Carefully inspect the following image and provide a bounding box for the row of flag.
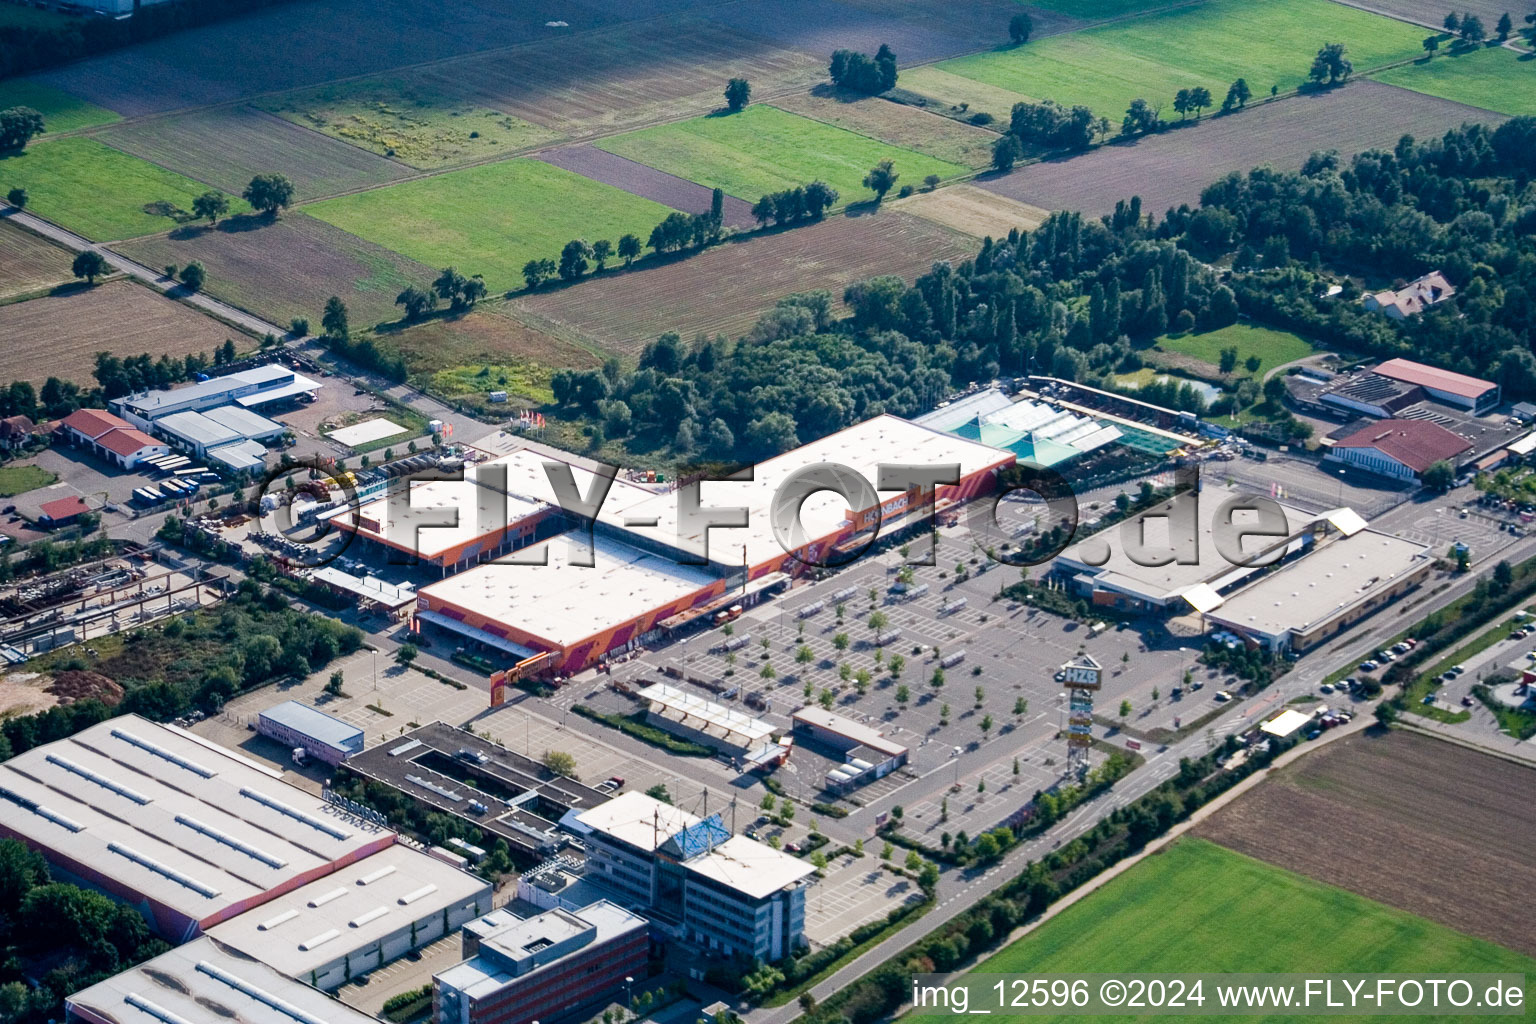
[1268,482,1288,498]
[516,411,546,430]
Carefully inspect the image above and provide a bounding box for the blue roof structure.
[258,700,363,754]
[659,813,730,861]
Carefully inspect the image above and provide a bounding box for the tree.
[1444,11,1460,30]
[1460,13,1486,41]
[243,173,295,218]
[1309,43,1353,85]
[1493,558,1514,592]
[4,186,25,209]
[1008,10,1033,43]
[591,238,613,271]
[1222,77,1252,112]
[868,610,889,643]
[1422,460,1455,491]
[321,296,349,339]
[1219,346,1239,374]
[833,632,850,654]
[0,106,44,152]
[980,713,993,736]
[863,159,898,202]
[1497,11,1513,37]
[991,133,1023,172]
[931,667,946,689]
[617,233,642,266]
[803,180,839,218]
[559,239,592,281]
[1187,86,1212,119]
[523,258,556,289]
[395,285,436,320]
[725,77,752,112]
[1014,696,1028,716]
[896,684,910,705]
[1119,699,1131,717]
[1122,97,1161,135]
[542,750,577,777]
[325,670,345,696]
[179,261,205,291]
[395,643,419,667]
[71,250,108,284]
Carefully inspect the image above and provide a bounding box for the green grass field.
[1027,0,1189,18]
[1158,323,1314,378]
[259,77,563,169]
[0,79,119,133]
[934,0,1429,122]
[0,465,56,497]
[0,137,250,241]
[949,839,1535,1023]
[1373,47,1536,117]
[304,157,675,293]
[595,105,968,203]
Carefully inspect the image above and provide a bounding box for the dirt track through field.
[534,146,757,228]
[1196,729,1536,956]
[980,80,1507,218]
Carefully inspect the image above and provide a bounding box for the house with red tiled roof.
[38,495,91,528]
[0,415,35,451]
[1363,271,1456,320]
[56,409,169,468]
[1325,418,1473,484]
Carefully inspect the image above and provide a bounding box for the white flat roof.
[308,565,417,608]
[0,716,390,923]
[344,448,652,561]
[598,415,1013,570]
[639,682,776,748]
[1261,708,1313,738]
[1057,500,1320,604]
[573,791,700,852]
[66,935,379,1024]
[682,834,815,899]
[208,844,489,978]
[1208,530,1430,639]
[418,533,718,648]
[790,705,908,759]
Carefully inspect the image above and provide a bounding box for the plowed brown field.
[1196,729,1536,956]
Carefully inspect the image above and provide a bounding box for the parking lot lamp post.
[625,977,634,1018]
[1337,469,1346,505]
[372,649,377,692]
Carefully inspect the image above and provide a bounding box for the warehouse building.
[1052,499,1321,614]
[56,408,170,469]
[1324,418,1474,483]
[258,700,365,766]
[112,363,322,428]
[1371,357,1497,412]
[1202,519,1431,652]
[434,900,649,1024]
[207,842,492,990]
[637,682,777,759]
[598,414,1013,577]
[154,405,286,458]
[414,533,725,677]
[0,715,394,941]
[337,447,652,573]
[66,936,380,1024]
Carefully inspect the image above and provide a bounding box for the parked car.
[1319,683,1334,694]
[1452,663,1467,675]
[1214,690,1232,703]
[1359,660,1379,672]
[1461,695,1475,707]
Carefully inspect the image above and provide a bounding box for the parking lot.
[801,851,926,945]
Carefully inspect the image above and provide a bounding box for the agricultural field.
[1196,730,1536,957]
[29,0,641,117]
[258,78,562,170]
[825,0,1089,53]
[98,106,412,201]
[304,158,676,294]
[113,213,437,330]
[0,136,251,241]
[0,219,76,300]
[595,105,969,204]
[0,79,119,133]
[1372,47,1536,117]
[1025,0,1190,18]
[894,66,1037,125]
[891,184,1049,238]
[933,0,1429,123]
[512,210,973,354]
[773,90,1003,169]
[964,838,1535,1022]
[980,81,1503,217]
[374,307,601,386]
[0,280,235,387]
[705,0,1010,63]
[1328,0,1521,31]
[1154,323,1315,378]
[393,19,825,140]
[535,146,758,229]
